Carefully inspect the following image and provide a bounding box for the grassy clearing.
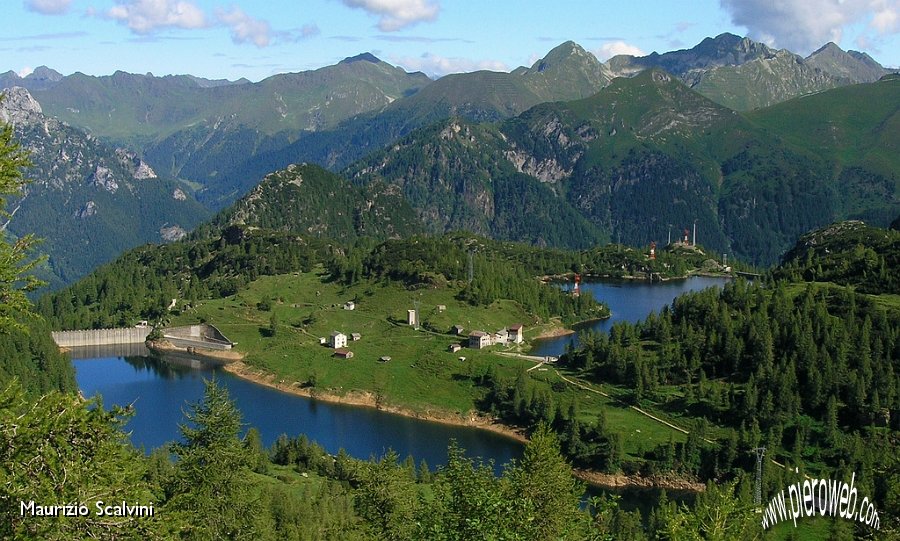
[175,269,536,414]
[172,269,693,454]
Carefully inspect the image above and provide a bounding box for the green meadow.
[172,269,692,455]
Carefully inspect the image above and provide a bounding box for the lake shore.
[147,339,245,362]
[221,359,703,492]
[540,270,732,284]
[221,360,529,443]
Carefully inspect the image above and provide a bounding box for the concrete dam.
[52,324,233,351]
[52,327,151,348]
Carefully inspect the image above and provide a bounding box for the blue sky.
[5,0,899,81]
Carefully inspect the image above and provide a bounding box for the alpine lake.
[72,276,729,510]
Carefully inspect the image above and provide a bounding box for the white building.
[508,324,524,344]
[468,331,491,349]
[329,331,347,349]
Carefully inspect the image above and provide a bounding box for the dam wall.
[52,327,151,348]
[162,324,234,351]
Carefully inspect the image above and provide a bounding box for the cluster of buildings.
[320,298,527,362]
[465,324,523,349]
[321,330,361,359]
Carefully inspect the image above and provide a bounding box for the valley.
[2,12,898,539]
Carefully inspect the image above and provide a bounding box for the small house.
[452,325,465,335]
[495,329,509,343]
[351,333,362,341]
[329,331,347,349]
[448,343,463,353]
[344,301,356,311]
[437,304,446,312]
[333,348,354,359]
[407,309,418,326]
[379,356,392,363]
[468,331,491,349]
[319,337,327,345]
[508,324,524,344]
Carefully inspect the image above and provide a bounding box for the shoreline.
[541,270,732,284]
[532,326,576,339]
[146,340,245,362]
[220,360,702,492]
[574,469,706,492]
[221,360,529,444]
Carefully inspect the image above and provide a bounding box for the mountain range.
[2,33,898,286]
[343,70,899,264]
[0,87,209,288]
[4,34,895,210]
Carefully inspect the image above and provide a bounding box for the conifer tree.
[167,378,268,540]
[0,110,43,331]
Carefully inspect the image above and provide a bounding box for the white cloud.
[393,52,507,77]
[341,0,439,31]
[24,0,71,14]
[106,0,208,34]
[594,41,646,61]
[871,0,899,32]
[17,66,34,77]
[720,0,899,54]
[217,7,272,47]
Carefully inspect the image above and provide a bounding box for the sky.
[4,0,899,81]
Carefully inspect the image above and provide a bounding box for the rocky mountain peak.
[536,41,591,67]
[806,41,892,82]
[606,33,775,80]
[27,66,63,83]
[812,42,843,55]
[0,86,43,124]
[340,52,382,64]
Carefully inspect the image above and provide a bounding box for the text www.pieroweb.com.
[761,473,879,531]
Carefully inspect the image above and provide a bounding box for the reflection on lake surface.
[73,275,727,492]
[74,351,523,473]
[530,276,729,357]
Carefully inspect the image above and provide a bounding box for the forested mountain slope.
[347,70,899,265]
[207,163,421,242]
[0,87,209,288]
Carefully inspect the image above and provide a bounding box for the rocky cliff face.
[0,87,209,287]
[806,42,896,83]
[0,86,43,123]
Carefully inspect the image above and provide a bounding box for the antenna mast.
[753,447,766,506]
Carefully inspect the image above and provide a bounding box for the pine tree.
[504,423,587,540]
[0,112,44,330]
[167,378,269,540]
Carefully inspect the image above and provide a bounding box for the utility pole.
[667,224,672,246]
[753,447,766,506]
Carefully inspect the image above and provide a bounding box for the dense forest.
[3,375,772,540]
[772,220,900,294]
[38,229,725,330]
[36,228,332,330]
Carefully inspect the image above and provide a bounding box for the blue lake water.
[530,276,729,357]
[74,352,523,471]
[74,276,728,473]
